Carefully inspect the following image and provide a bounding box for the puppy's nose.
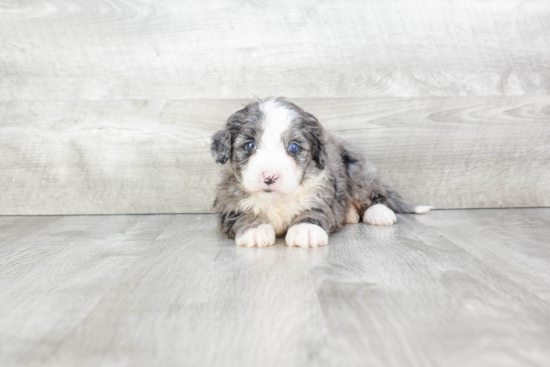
[262,172,279,186]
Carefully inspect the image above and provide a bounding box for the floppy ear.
[305,113,327,170]
[210,128,232,164]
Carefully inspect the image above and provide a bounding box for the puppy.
[210,97,432,248]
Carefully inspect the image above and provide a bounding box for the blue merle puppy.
[210,97,432,248]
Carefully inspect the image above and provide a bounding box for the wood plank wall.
[1,0,549,214]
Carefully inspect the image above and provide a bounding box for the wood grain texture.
[0,0,549,99]
[415,209,550,301]
[1,97,549,214]
[0,210,549,367]
[0,214,175,366]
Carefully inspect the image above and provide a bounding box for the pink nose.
[262,172,279,186]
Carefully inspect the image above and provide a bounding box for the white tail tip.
[414,205,434,214]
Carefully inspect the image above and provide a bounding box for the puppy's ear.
[211,128,232,164]
[311,132,327,170]
[305,113,327,170]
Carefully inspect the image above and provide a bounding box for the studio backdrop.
[1,0,549,215]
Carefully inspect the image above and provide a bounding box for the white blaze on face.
[241,100,301,195]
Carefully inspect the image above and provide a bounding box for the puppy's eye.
[288,143,299,153]
[245,142,256,152]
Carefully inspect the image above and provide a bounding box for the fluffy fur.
[211,97,432,248]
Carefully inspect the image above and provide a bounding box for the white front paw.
[363,204,397,226]
[235,224,276,247]
[285,223,328,248]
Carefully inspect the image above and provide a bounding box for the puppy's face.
[211,98,326,196]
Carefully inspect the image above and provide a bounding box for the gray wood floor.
[1,209,549,367]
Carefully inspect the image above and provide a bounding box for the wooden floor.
[1,209,549,367]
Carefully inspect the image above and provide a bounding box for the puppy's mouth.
[263,189,273,193]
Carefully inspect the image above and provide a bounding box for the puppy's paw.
[235,224,276,247]
[345,206,360,224]
[414,205,434,214]
[363,204,397,226]
[285,223,328,248]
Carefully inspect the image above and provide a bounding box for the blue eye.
[245,142,256,152]
[288,143,299,153]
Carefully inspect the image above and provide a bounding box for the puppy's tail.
[383,185,433,214]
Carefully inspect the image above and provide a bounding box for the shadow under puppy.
[211,97,432,248]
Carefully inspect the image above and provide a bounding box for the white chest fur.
[239,172,326,236]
